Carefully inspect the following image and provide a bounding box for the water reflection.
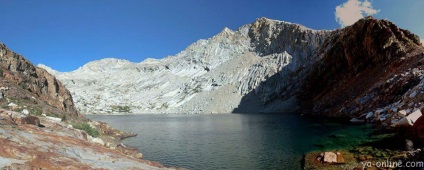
[88,114,376,170]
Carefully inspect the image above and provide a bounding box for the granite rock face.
[40,17,424,117]
[0,43,79,118]
[40,17,330,114]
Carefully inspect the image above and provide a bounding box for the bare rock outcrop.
[0,109,172,170]
[0,43,79,118]
[301,16,424,117]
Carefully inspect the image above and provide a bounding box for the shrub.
[111,105,131,113]
[159,103,169,109]
[30,107,42,116]
[46,112,59,117]
[18,82,28,89]
[73,122,100,137]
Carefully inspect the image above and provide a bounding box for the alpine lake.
[88,113,403,170]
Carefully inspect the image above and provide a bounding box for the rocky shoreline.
[0,108,178,169]
[304,143,424,169]
[302,114,424,169]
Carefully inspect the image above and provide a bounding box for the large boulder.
[392,109,422,127]
[323,152,337,163]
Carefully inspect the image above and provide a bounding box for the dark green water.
[87,114,381,170]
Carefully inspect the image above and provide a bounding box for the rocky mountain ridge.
[302,16,424,117]
[41,17,424,120]
[40,17,330,114]
[0,43,79,118]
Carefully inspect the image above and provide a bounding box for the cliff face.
[249,17,326,57]
[41,17,330,114]
[238,18,329,105]
[302,17,424,117]
[0,43,79,117]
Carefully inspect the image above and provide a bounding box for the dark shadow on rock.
[232,69,303,114]
[231,17,330,114]
[232,91,265,113]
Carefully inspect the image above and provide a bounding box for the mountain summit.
[40,17,424,116]
[40,17,330,114]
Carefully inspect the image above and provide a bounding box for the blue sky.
[0,0,422,72]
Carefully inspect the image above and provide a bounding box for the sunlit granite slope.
[40,17,330,114]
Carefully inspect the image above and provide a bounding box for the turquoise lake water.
[88,113,382,170]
